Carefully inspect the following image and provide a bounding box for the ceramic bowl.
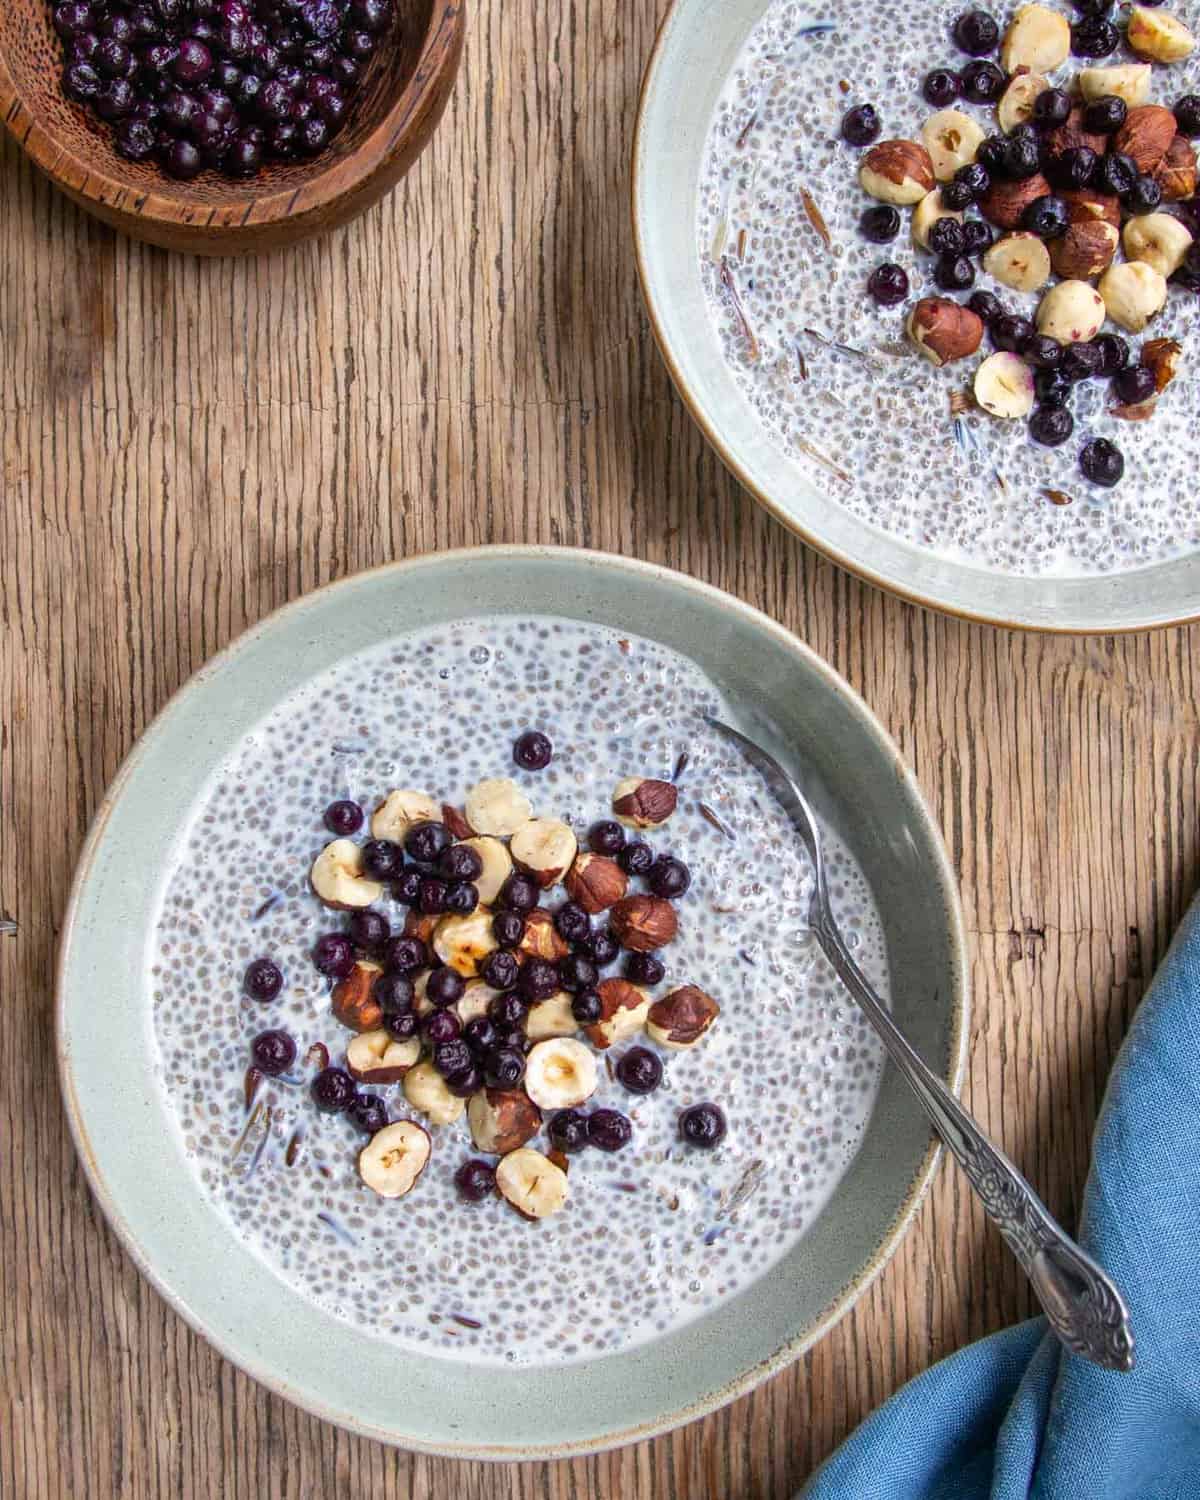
[0,0,463,255]
[633,0,1200,632]
[58,546,967,1457]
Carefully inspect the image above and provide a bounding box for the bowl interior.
[633,0,1200,632]
[2,0,431,206]
[58,548,966,1458]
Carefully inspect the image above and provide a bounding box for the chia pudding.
[697,0,1200,576]
[150,616,887,1365]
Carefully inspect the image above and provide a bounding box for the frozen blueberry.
[348,1093,388,1135]
[362,838,403,880]
[499,872,539,912]
[1112,364,1156,405]
[587,1108,633,1152]
[444,1064,483,1099]
[417,877,449,915]
[1003,132,1042,179]
[404,821,451,866]
[437,843,483,882]
[1028,405,1074,446]
[392,868,423,906]
[952,9,1000,54]
[1033,88,1072,128]
[624,952,665,985]
[423,1009,461,1046]
[324,798,363,835]
[384,935,427,972]
[455,1158,497,1202]
[1061,342,1103,382]
[1124,175,1162,214]
[463,1016,500,1056]
[648,856,691,899]
[484,1045,526,1089]
[923,69,961,107]
[679,1102,727,1148]
[488,992,528,1030]
[348,908,389,951]
[481,949,520,991]
[928,216,966,256]
[1022,195,1069,239]
[1097,152,1136,198]
[518,959,559,1003]
[841,103,881,146]
[960,60,1005,105]
[445,881,479,915]
[312,932,355,978]
[867,263,909,306]
[512,730,553,770]
[616,1047,663,1095]
[1049,146,1098,191]
[968,289,1003,324]
[1079,437,1124,487]
[251,1028,296,1075]
[1084,95,1127,135]
[976,135,1009,175]
[991,313,1034,353]
[938,177,974,212]
[558,953,598,993]
[1071,17,1118,56]
[385,1010,418,1041]
[433,1038,473,1080]
[860,204,901,242]
[1023,334,1062,370]
[570,988,602,1025]
[244,957,283,1002]
[954,161,991,200]
[1094,333,1129,376]
[588,819,626,855]
[580,928,619,967]
[311,1066,356,1113]
[374,971,413,1015]
[554,901,592,944]
[618,840,654,876]
[1176,95,1200,138]
[548,1109,590,1153]
[426,966,466,1008]
[492,910,526,950]
[1034,367,1072,408]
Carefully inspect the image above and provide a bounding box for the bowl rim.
[631,0,1200,636]
[56,543,970,1459]
[0,0,460,236]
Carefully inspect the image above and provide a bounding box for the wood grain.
[2,1,1198,1495]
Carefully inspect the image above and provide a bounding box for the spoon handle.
[811,906,1135,1373]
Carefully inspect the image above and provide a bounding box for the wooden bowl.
[0,1,463,255]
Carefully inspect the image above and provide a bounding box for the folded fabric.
[801,897,1200,1500]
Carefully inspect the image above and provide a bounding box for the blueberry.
[1174,243,1200,291]
[646,856,690,899]
[1094,333,1129,376]
[63,61,103,101]
[624,952,665,986]
[95,38,133,78]
[588,819,626,856]
[1097,152,1136,198]
[1023,334,1062,369]
[968,289,1003,324]
[488,992,528,1030]
[1072,0,1114,12]
[588,1107,633,1152]
[384,935,427,972]
[258,77,292,121]
[95,78,137,120]
[435,844,481,883]
[512,730,553,770]
[1061,342,1103,382]
[1002,133,1041,179]
[960,60,1005,105]
[446,881,479,915]
[934,254,975,291]
[616,1047,663,1095]
[463,1016,500,1056]
[548,1109,590,1153]
[455,1158,497,1202]
[225,129,263,176]
[483,1045,526,1089]
[1022,195,1069,238]
[496,1025,529,1053]
[1049,146,1098,191]
[992,313,1034,353]
[374,971,413,1015]
[558,953,598,993]
[481,949,520,991]
[617,841,654,877]
[518,958,559,1003]
[311,1066,356,1112]
[976,135,1008,175]
[1035,367,1072,407]
[570,988,602,1025]
[313,932,355,978]
[1176,95,1200,138]
[841,104,881,147]
[351,0,393,33]
[923,69,961,107]
[1112,365,1156,405]
[860,204,902,243]
[344,909,386,952]
[679,1102,727,1148]
[554,901,591,944]
[427,966,466,1008]
[954,161,991,200]
[341,28,377,62]
[1084,95,1126,135]
[1080,437,1124,487]
[867,263,908,307]
[115,118,158,159]
[1033,88,1072,128]
[384,1010,418,1041]
[423,1009,461,1046]
[323,798,362,834]
[1124,175,1162,214]
[174,37,213,83]
[492,910,525,950]
[404,821,450,865]
[433,1038,473,1080]
[251,1028,296,1075]
[499,872,539,912]
[362,838,403,880]
[54,4,96,40]
[1028,405,1074,446]
[928,216,966,255]
[416,877,448,915]
[348,1093,388,1135]
[1071,17,1118,56]
[391,868,422,908]
[445,1064,483,1099]
[961,219,994,255]
[952,9,1000,54]
[302,0,342,40]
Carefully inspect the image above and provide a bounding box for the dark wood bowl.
[0,1,463,255]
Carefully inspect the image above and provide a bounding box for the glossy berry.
[646,856,690,899]
[311,1066,357,1113]
[954,161,991,200]
[1034,368,1072,408]
[348,908,389,951]
[361,838,402,880]
[374,971,413,1015]
[499,872,539,911]
[455,1158,497,1202]
[928,216,966,256]
[1003,133,1042,179]
[463,1016,500,1056]
[581,928,620,967]
[555,900,592,943]
[841,104,881,146]
[392,868,423,906]
[484,1045,526,1089]
[1023,334,1062,370]
[616,1047,663,1095]
[488,992,528,1029]
[1073,0,1115,12]
[445,881,479,915]
[625,952,666,986]
[962,219,993,255]
[960,60,1005,104]
[384,935,427,973]
[976,135,1008,175]
[1028,405,1074,447]
[939,178,974,212]
[1080,437,1124,487]
[518,958,559,1003]
[1049,146,1098,191]
[867,263,908,306]
[1176,243,1200,291]
[1176,96,1200,138]
[437,843,483,882]
[1094,334,1129,377]
[570,988,602,1025]
[1084,95,1126,135]
[923,69,960,107]
[423,1010,461,1046]
[244,957,283,1002]
[587,1108,633,1152]
[251,1028,296,1075]
[444,1063,483,1098]
[348,1093,388,1136]
[1061,342,1103,382]
[860,204,901,242]
[1033,88,1071,128]
[492,910,526,949]
[968,289,1003,324]
[385,1010,418,1041]
[679,1102,727,1148]
[417,877,449,915]
[992,313,1034,354]
[1112,365,1156,406]
[426,966,466,1008]
[588,819,626,855]
[481,949,520,991]
[618,840,654,876]
[1071,17,1118,56]
[323,798,362,837]
[1022,195,1069,239]
[404,821,450,866]
[558,953,598,993]
[934,254,975,291]
[512,730,553,770]
[313,932,355,978]
[164,137,203,177]
[1125,175,1162,214]
[433,1038,473,1080]
[549,1108,590,1153]
[953,9,1000,53]
[1097,152,1136,198]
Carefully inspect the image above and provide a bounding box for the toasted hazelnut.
[433,907,497,977]
[996,73,1048,135]
[310,839,384,910]
[859,139,935,205]
[983,231,1051,292]
[1123,212,1194,278]
[911,189,963,250]
[510,818,577,888]
[1141,337,1182,393]
[403,908,441,945]
[1099,261,1168,332]
[979,172,1053,230]
[1036,280,1107,344]
[518,907,570,962]
[1077,64,1152,109]
[370,789,441,843]
[584,978,652,1049]
[460,836,512,905]
[403,1059,466,1126]
[1126,5,1194,64]
[1059,188,1122,229]
[1049,219,1119,279]
[611,777,678,829]
[346,1028,421,1083]
[646,985,721,1050]
[1152,135,1198,202]
[358,1121,430,1199]
[524,1038,598,1110]
[920,108,986,181]
[564,852,628,914]
[525,991,579,1040]
[905,297,984,367]
[609,895,678,952]
[1000,4,1069,74]
[441,803,475,840]
[1113,106,1177,174]
[1043,107,1106,165]
[457,978,502,1026]
[331,960,385,1032]
[463,777,533,838]
[496,1147,568,1219]
[467,1087,542,1154]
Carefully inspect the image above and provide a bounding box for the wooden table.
[3,3,1197,1495]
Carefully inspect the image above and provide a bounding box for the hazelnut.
[645,986,721,1050]
[403,1059,466,1126]
[973,352,1035,419]
[996,73,1049,135]
[1036,280,1107,344]
[510,817,577,888]
[1113,106,1177,174]
[495,1147,568,1220]
[457,978,502,1026]
[524,1038,598,1110]
[441,803,475,841]
[983,231,1051,292]
[859,139,935,205]
[1042,107,1106,164]
[1059,189,1121,229]
[920,108,986,181]
[467,1088,542,1154]
[517,907,570,962]
[1141,337,1182,393]
[1151,135,1197,202]
[310,839,384,910]
[525,991,579,1040]
[403,908,441,945]
[463,777,533,838]
[979,171,1053,230]
[1123,212,1194,278]
[584,978,652,1049]
[1126,5,1195,64]
[1077,65,1152,109]
[370,789,441,843]
[331,960,385,1033]
[905,297,984,367]
[358,1121,431,1199]
[346,1028,421,1083]
[1098,261,1168,333]
[611,777,678,829]
[609,895,679,952]
[911,189,962,251]
[1000,4,1069,75]
[1049,219,1119,279]
[564,852,628,914]
[433,907,498,977]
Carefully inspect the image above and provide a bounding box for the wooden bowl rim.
[0,1,462,234]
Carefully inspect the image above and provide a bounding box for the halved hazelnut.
[610,895,678,952]
[332,960,385,1032]
[467,1088,542,1154]
[441,803,475,840]
[1127,4,1195,64]
[524,1038,598,1109]
[463,778,533,838]
[370,789,441,843]
[1099,261,1167,333]
[1036,280,1106,344]
[510,818,577,888]
[517,908,570,962]
[611,777,678,829]
[646,986,720,1050]
[920,108,986,181]
[584,978,651,1049]
[358,1120,431,1199]
[526,991,579,1040]
[310,839,384,910]
[1077,64,1151,108]
[1000,4,1069,74]
[457,979,502,1026]
[564,852,628,914]
[433,907,498,977]
[1123,213,1193,278]
[1141,337,1182,393]
[346,1028,421,1083]
[496,1147,568,1219]
[403,1060,466,1125]
[460,836,512,905]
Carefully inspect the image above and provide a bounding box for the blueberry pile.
[51,0,396,181]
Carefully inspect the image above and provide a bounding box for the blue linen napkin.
[802,897,1200,1500]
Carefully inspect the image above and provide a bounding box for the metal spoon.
[706,715,1135,1373]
